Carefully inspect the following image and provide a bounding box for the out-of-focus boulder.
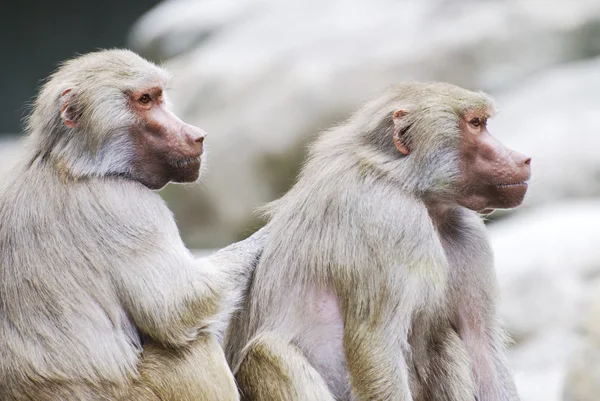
[490,201,600,401]
[563,286,600,401]
[128,0,261,62]
[128,0,600,248]
[490,56,600,218]
[0,137,21,179]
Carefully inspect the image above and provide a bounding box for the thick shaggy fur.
[226,83,519,400]
[0,49,263,400]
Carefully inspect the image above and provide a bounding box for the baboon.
[0,49,264,401]
[226,82,530,400]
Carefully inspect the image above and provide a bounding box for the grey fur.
[0,49,264,400]
[226,82,519,400]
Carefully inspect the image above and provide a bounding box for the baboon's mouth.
[169,156,201,169]
[494,181,528,189]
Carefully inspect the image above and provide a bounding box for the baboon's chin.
[171,163,201,184]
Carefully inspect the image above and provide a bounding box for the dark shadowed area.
[0,0,159,135]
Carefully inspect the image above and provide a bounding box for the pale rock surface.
[490,201,600,401]
[0,137,22,179]
[563,286,600,401]
[490,56,600,216]
[129,0,600,247]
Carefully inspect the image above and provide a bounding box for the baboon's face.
[127,86,206,189]
[455,112,531,212]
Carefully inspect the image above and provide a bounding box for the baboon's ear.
[392,109,410,155]
[60,89,78,128]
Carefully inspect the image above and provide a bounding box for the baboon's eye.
[469,117,482,128]
[138,94,152,104]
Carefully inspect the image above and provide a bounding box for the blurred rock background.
[2,1,600,399]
